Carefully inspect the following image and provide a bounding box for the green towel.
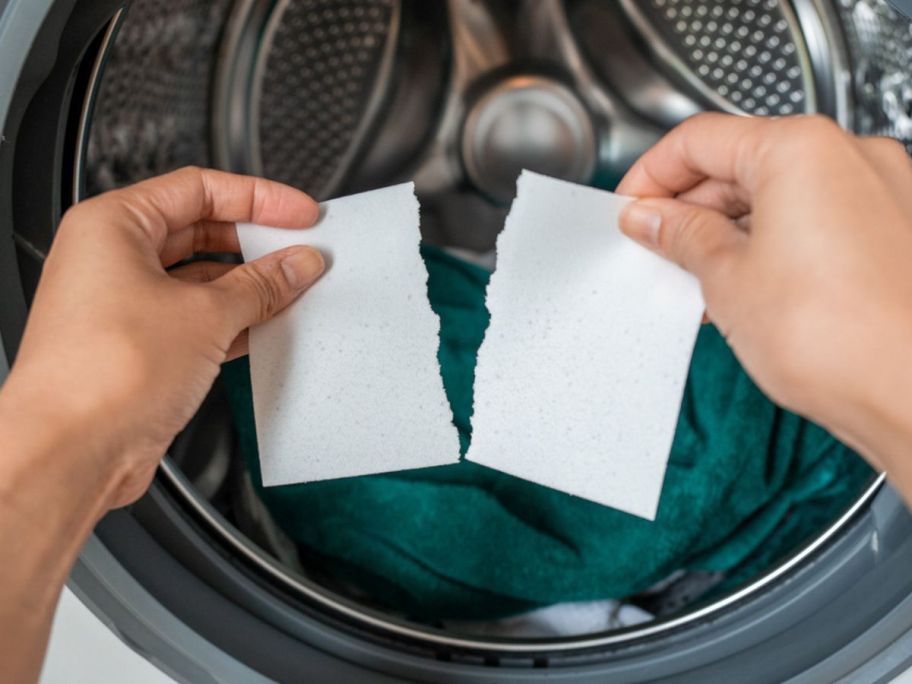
[222,245,873,621]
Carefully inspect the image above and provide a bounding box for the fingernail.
[281,247,324,289]
[620,202,662,247]
[304,201,322,226]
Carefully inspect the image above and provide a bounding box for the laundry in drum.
[222,175,873,622]
[236,174,703,518]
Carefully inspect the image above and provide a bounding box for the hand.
[617,113,912,484]
[0,167,324,510]
[0,167,324,682]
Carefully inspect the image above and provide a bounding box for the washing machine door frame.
[4,2,912,682]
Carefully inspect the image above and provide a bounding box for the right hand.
[617,113,912,482]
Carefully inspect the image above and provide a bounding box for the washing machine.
[5,0,912,681]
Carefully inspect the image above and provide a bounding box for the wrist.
[829,319,912,494]
[0,369,121,520]
[0,371,123,684]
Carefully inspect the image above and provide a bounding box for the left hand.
[0,167,324,510]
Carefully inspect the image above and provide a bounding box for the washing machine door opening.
[5,0,912,680]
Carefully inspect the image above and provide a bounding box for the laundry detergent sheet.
[238,173,703,518]
[467,172,704,519]
[236,183,461,485]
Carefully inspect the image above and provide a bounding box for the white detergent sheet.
[466,171,704,520]
[237,183,460,486]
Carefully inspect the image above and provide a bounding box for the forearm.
[820,324,912,505]
[0,380,116,683]
[0,168,322,682]
[844,402,912,507]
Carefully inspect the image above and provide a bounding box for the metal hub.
[461,75,596,202]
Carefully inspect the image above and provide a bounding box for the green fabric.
[221,245,873,621]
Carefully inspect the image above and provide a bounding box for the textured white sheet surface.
[467,172,704,519]
[237,183,460,486]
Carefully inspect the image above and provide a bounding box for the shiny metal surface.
[791,0,853,128]
[84,0,233,195]
[461,75,596,202]
[410,0,511,198]
[839,0,912,143]
[522,0,671,183]
[412,0,670,205]
[214,0,399,200]
[620,0,817,116]
[252,0,399,198]
[72,10,123,203]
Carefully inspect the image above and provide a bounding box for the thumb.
[211,245,324,333]
[619,198,746,280]
[619,197,747,330]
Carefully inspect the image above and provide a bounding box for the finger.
[160,220,241,267]
[225,330,249,361]
[857,136,912,201]
[674,179,752,219]
[209,245,325,334]
[616,112,774,198]
[855,137,912,222]
[619,198,746,328]
[858,136,910,171]
[169,260,235,283]
[86,167,320,250]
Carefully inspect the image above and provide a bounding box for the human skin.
[618,113,912,498]
[0,167,324,683]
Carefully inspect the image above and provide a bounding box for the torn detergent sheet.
[237,174,703,520]
[236,183,461,486]
[467,171,705,520]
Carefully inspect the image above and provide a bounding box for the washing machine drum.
[4,1,912,681]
